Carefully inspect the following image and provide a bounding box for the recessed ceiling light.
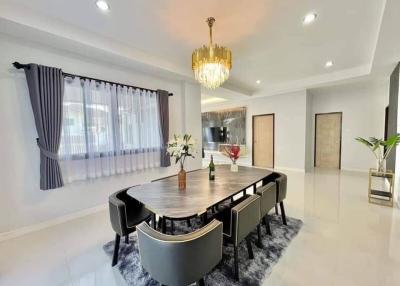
[96,0,110,11]
[256,80,261,84]
[303,12,317,25]
[325,61,334,68]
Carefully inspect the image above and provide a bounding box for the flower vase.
[230,162,238,172]
[178,167,186,190]
[377,159,386,173]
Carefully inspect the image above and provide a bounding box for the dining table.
[127,164,274,233]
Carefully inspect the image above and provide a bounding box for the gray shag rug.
[103,214,302,286]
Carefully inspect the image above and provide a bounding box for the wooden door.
[314,112,342,169]
[253,114,274,168]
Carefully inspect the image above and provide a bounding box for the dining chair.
[136,219,223,286]
[109,188,152,266]
[256,182,277,235]
[275,172,288,225]
[216,194,262,281]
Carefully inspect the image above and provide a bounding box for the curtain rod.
[12,62,173,96]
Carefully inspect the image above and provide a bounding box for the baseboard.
[0,203,108,242]
[341,168,369,173]
[274,166,306,173]
[237,162,253,167]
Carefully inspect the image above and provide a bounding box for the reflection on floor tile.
[0,169,399,286]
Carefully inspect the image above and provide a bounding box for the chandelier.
[192,17,232,89]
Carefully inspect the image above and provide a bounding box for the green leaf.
[383,134,400,147]
[355,137,373,147]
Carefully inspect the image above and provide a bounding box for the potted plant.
[167,134,196,190]
[355,134,400,172]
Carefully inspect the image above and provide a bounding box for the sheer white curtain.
[59,77,162,183]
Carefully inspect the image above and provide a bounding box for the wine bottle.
[209,155,215,181]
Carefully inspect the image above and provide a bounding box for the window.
[59,77,162,183]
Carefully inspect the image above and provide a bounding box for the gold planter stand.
[368,168,394,207]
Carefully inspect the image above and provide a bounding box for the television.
[205,127,227,143]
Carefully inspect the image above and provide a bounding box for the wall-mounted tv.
[205,127,227,143]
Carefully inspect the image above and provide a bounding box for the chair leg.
[125,235,129,244]
[264,216,272,235]
[275,204,279,215]
[112,234,120,267]
[257,224,263,248]
[234,245,239,281]
[280,201,287,225]
[197,278,205,286]
[245,238,254,259]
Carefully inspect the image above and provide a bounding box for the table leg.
[151,213,156,230]
[201,212,208,226]
[162,217,167,234]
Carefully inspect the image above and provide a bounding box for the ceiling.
[0,0,397,98]
[201,94,227,106]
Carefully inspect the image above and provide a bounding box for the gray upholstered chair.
[275,172,288,225]
[109,188,152,266]
[136,219,223,286]
[256,182,277,235]
[217,194,262,281]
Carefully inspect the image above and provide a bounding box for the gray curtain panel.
[157,90,171,167]
[24,64,64,190]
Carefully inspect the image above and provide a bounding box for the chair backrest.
[231,195,261,246]
[256,182,277,217]
[275,173,287,202]
[109,189,129,236]
[136,220,223,286]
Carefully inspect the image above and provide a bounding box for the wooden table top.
[127,165,273,219]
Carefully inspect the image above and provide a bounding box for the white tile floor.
[0,169,399,286]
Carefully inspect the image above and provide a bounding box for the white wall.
[181,82,203,169]
[203,90,308,171]
[393,66,400,206]
[0,33,202,233]
[304,91,314,171]
[310,80,388,171]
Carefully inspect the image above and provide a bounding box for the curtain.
[59,77,163,183]
[24,64,64,190]
[157,90,171,167]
